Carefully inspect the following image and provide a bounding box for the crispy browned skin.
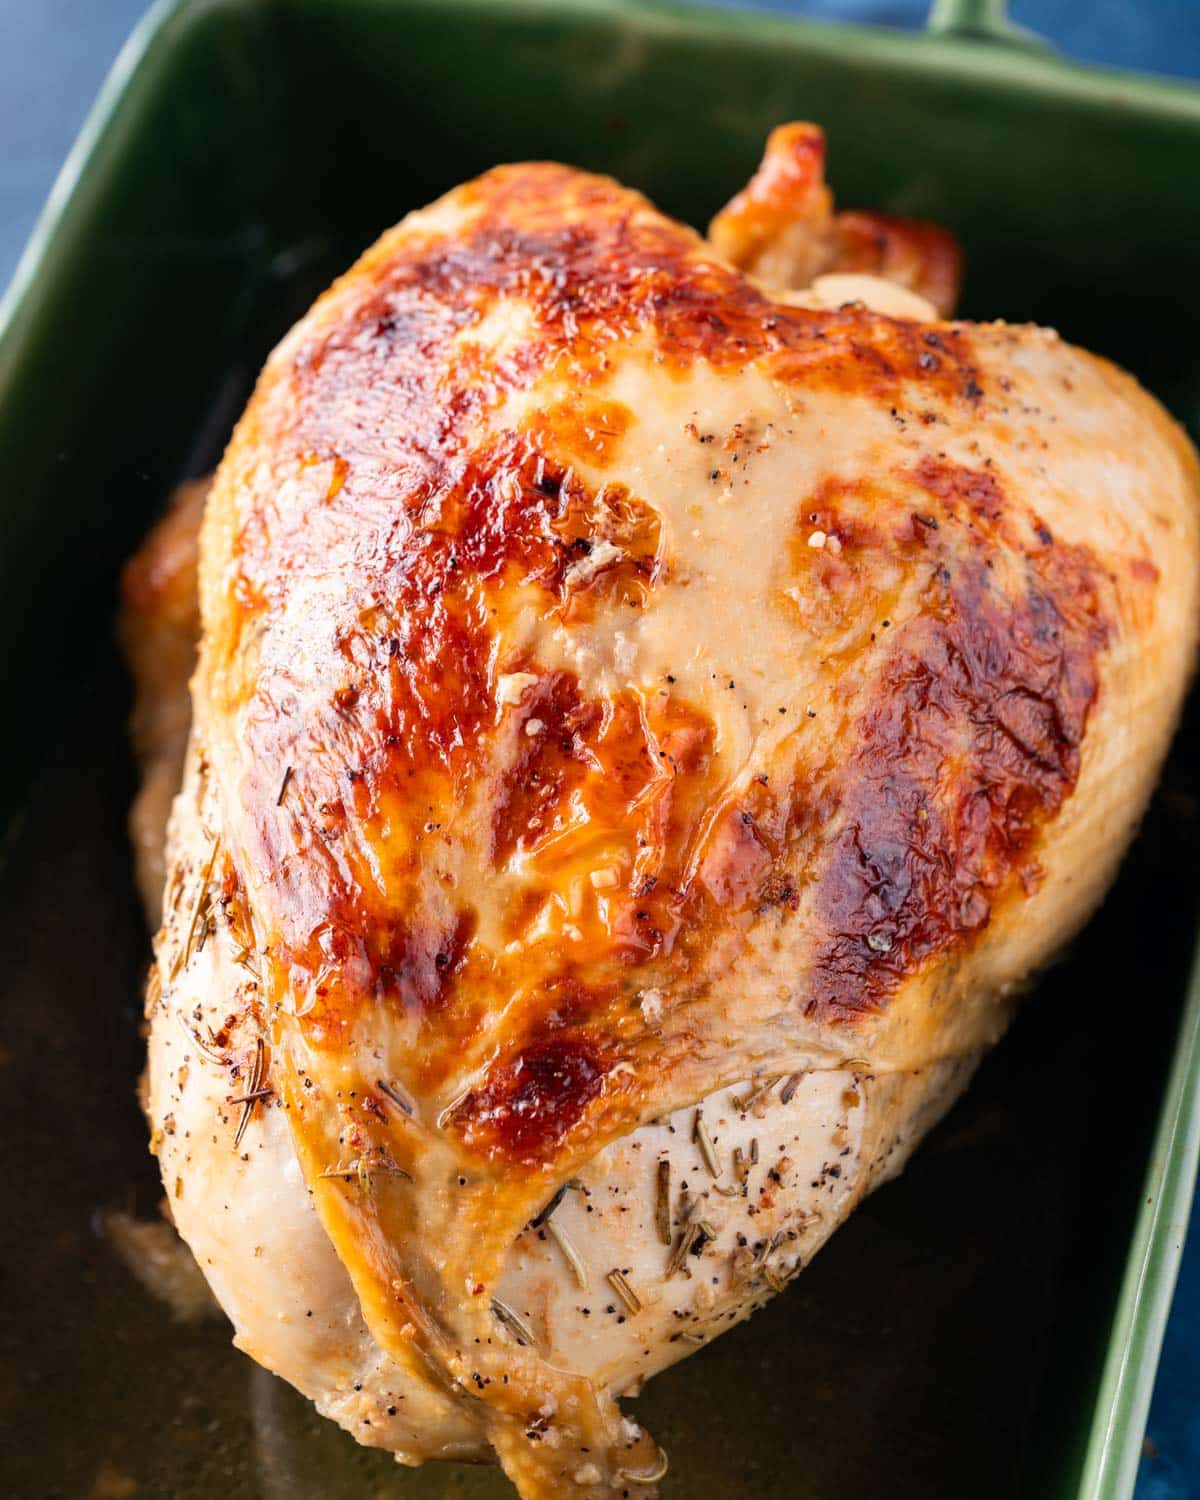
[210,170,1087,1091]
[710,122,963,315]
[133,134,1199,1498]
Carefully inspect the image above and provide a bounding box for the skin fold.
[122,126,1200,1497]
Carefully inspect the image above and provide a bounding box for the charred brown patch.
[805,533,1108,1023]
[371,908,477,1013]
[911,456,1006,532]
[491,673,604,865]
[457,1034,612,1165]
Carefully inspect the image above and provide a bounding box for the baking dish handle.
[926,0,1047,48]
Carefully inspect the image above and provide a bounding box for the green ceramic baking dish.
[1,1,1199,1496]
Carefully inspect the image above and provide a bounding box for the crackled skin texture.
[128,129,1200,1498]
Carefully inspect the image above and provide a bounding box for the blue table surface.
[2,1,1197,1494]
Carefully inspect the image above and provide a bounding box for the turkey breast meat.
[122,124,1200,1498]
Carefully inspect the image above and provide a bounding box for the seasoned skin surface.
[130,131,1200,1497]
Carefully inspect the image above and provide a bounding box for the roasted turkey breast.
[122,126,1200,1498]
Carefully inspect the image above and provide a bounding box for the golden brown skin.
[128,128,1199,1497]
[710,122,963,316]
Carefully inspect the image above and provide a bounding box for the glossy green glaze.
[0,3,1197,1496]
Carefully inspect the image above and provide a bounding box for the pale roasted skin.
[124,127,1200,1498]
